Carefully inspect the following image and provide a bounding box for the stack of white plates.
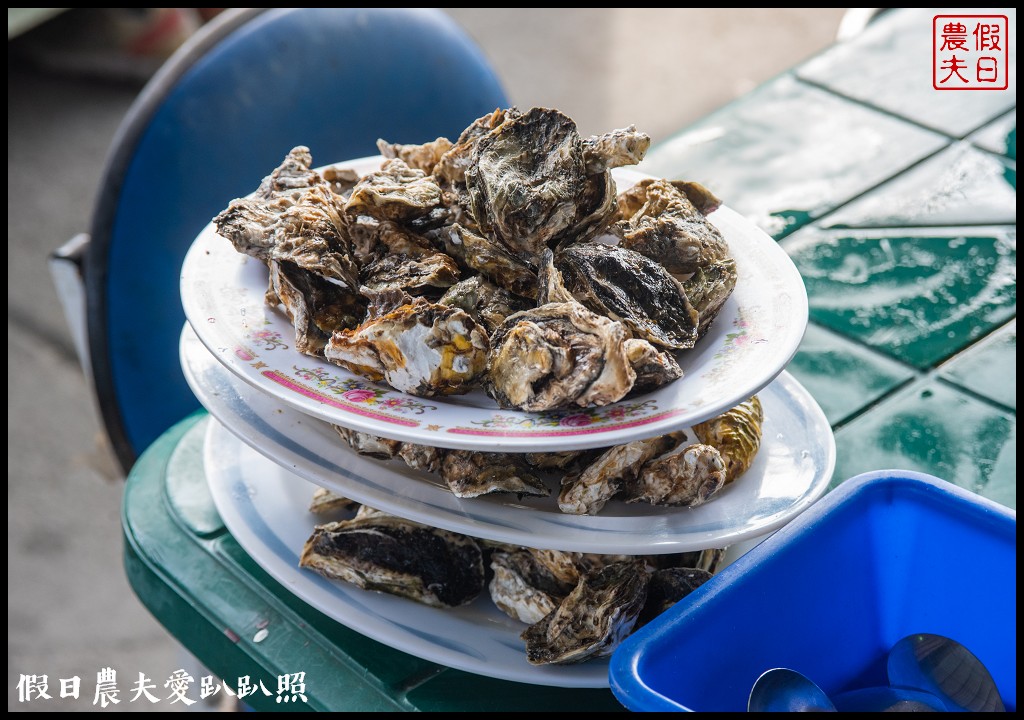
[179,158,835,688]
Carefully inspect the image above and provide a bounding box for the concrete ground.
[7,8,844,711]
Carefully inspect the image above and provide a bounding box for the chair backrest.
[85,8,508,471]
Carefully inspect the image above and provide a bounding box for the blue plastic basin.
[610,470,1017,712]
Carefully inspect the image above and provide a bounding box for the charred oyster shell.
[299,513,483,608]
[558,242,699,350]
[636,567,713,627]
[692,395,764,484]
[521,560,649,665]
[325,298,488,397]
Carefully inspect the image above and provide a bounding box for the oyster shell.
[300,512,483,608]
[434,107,520,184]
[489,549,581,625]
[625,338,684,394]
[558,431,686,515]
[612,178,729,275]
[308,487,359,515]
[625,444,726,507]
[466,107,585,261]
[636,567,713,627]
[521,560,649,665]
[397,442,446,474]
[581,125,651,175]
[345,158,442,221]
[440,451,549,499]
[692,395,763,484]
[523,449,602,472]
[438,276,531,334]
[360,251,461,296]
[551,170,618,248]
[215,147,360,290]
[433,223,538,299]
[269,260,367,356]
[682,258,738,341]
[663,548,726,574]
[558,242,699,350]
[331,425,402,460]
[376,136,453,174]
[324,298,488,397]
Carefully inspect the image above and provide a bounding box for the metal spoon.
[887,633,1005,712]
[831,686,946,712]
[747,668,837,712]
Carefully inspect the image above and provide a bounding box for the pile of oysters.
[212,107,763,666]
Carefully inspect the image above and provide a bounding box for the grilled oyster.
[332,425,402,460]
[692,396,764,484]
[300,512,483,608]
[521,560,649,665]
[376,136,453,174]
[397,442,446,474]
[625,338,684,394]
[325,298,488,397]
[636,568,713,627]
[345,158,442,221]
[558,242,699,350]
[438,276,532,334]
[215,147,361,290]
[682,258,738,341]
[440,451,549,499]
[612,178,729,275]
[489,549,581,624]
[559,431,686,515]
[269,260,366,355]
[432,223,538,299]
[360,252,460,296]
[308,487,359,515]
[624,444,726,507]
[466,107,585,262]
[581,125,651,175]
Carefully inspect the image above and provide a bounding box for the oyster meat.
[521,560,649,665]
[558,242,699,350]
[440,451,549,499]
[325,298,488,397]
[692,395,764,484]
[624,444,726,507]
[559,431,686,515]
[612,178,729,275]
[299,512,483,608]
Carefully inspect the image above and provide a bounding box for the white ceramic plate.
[183,325,836,554]
[180,156,808,451]
[203,420,611,688]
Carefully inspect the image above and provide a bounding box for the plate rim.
[182,324,837,554]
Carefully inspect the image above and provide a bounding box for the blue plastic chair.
[65,7,507,471]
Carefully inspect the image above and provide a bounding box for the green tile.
[940,319,1016,410]
[969,110,1017,160]
[783,226,1016,368]
[823,143,1015,228]
[787,323,916,425]
[641,75,947,239]
[406,668,623,712]
[831,380,1016,509]
[798,9,1017,137]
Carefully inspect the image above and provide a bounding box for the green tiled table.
[123,8,1015,711]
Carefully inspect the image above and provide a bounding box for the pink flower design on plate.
[342,389,376,403]
[559,413,592,428]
